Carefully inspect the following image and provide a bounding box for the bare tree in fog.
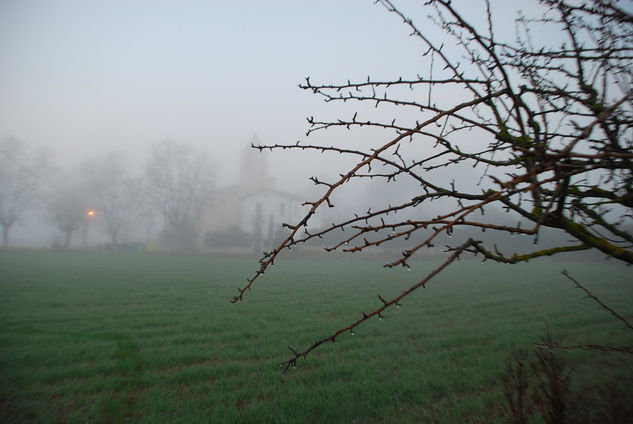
[48,182,90,248]
[143,140,215,250]
[233,0,633,369]
[0,138,50,248]
[81,152,135,247]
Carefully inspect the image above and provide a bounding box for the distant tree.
[81,152,135,246]
[48,183,88,249]
[143,140,215,250]
[128,180,160,244]
[233,0,633,369]
[0,138,50,248]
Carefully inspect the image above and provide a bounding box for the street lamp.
[82,208,96,248]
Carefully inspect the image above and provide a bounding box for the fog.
[0,1,432,178]
[1,1,563,250]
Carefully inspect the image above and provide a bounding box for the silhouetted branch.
[535,343,633,355]
[561,270,633,332]
[279,238,477,371]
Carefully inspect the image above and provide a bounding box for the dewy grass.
[1,250,632,423]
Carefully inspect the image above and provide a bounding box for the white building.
[198,140,322,251]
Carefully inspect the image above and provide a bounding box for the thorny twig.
[561,269,633,332]
[279,238,478,371]
[534,270,633,355]
[536,343,633,355]
[232,88,510,303]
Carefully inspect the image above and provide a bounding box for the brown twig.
[536,343,633,355]
[561,270,633,332]
[279,238,478,371]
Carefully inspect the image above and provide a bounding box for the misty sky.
[1,0,548,189]
[1,1,408,181]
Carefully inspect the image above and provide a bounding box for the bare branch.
[561,270,633,332]
[279,238,477,371]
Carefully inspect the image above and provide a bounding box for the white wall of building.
[241,190,324,236]
[241,191,298,235]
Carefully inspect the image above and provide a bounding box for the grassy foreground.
[1,250,632,423]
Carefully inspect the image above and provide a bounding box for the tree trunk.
[64,231,73,248]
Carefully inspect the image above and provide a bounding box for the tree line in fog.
[0,138,215,250]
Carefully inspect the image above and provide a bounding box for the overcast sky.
[0,0,547,189]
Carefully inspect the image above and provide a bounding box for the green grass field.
[1,250,632,423]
